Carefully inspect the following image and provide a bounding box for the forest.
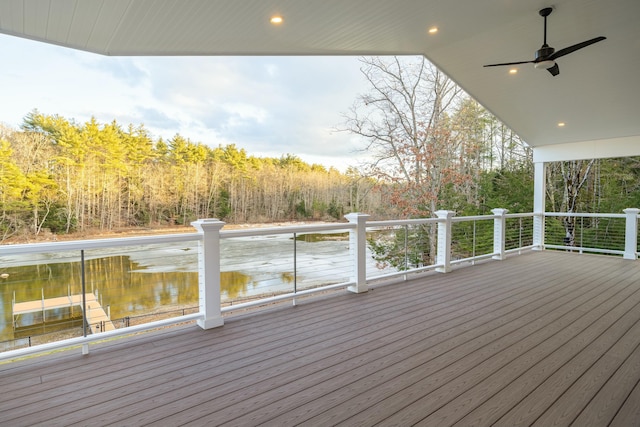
[1,56,640,243]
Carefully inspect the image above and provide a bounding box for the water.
[0,231,388,342]
[1,256,200,341]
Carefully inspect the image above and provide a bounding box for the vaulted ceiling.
[1,0,638,161]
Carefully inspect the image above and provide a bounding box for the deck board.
[609,377,640,427]
[261,268,617,426]
[2,251,640,426]
[455,283,640,426]
[334,264,640,426]
[571,338,640,427]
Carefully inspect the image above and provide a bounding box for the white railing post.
[533,213,545,250]
[533,161,546,250]
[491,208,509,260]
[191,219,225,329]
[345,212,370,293]
[435,210,455,273]
[623,208,639,260]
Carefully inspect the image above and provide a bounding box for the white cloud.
[220,103,269,128]
[0,34,376,171]
[265,63,279,78]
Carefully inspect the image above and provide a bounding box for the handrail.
[505,212,536,218]
[0,232,201,255]
[367,218,440,227]
[544,212,626,219]
[220,222,355,238]
[451,215,495,222]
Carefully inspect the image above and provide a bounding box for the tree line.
[0,103,531,243]
[0,111,384,241]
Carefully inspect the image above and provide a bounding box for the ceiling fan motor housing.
[535,45,555,61]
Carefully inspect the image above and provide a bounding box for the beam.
[533,136,640,163]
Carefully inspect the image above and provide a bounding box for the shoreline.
[2,220,338,245]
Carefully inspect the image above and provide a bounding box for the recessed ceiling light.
[557,122,566,127]
[270,16,283,25]
[428,27,438,34]
[509,68,518,74]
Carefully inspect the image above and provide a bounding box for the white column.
[623,208,639,260]
[435,210,455,273]
[345,212,370,293]
[191,219,225,329]
[533,161,546,250]
[491,208,509,260]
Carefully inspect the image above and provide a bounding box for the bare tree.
[342,56,469,265]
[561,160,595,246]
[342,56,464,217]
[546,159,595,246]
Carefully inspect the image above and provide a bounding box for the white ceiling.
[1,0,639,159]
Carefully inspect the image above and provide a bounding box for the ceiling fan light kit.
[534,60,555,70]
[483,6,606,76]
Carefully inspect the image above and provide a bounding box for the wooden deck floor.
[2,251,640,426]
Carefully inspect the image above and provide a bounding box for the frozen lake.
[0,232,393,342]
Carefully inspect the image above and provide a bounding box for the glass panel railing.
[366,222,437,276]
[2,250,84,351]
[1,237,200,352]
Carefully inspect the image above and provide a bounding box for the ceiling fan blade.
[547,63,560,76]
[483,60,533,67]
[549,36,606,60]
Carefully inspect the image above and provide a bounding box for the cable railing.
[1,208,638,359]
[544,212,628,255]
[505,213,536,253]
[451,215,495,264]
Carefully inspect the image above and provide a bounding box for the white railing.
[1,208,638,360]
[543,209,639,259]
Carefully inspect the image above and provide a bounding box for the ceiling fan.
[483,7,606,76]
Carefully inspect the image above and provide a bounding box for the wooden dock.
[12,292,115,334]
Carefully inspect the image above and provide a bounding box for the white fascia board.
[533,135,640,163]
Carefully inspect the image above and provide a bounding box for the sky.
[0,33,377,171]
